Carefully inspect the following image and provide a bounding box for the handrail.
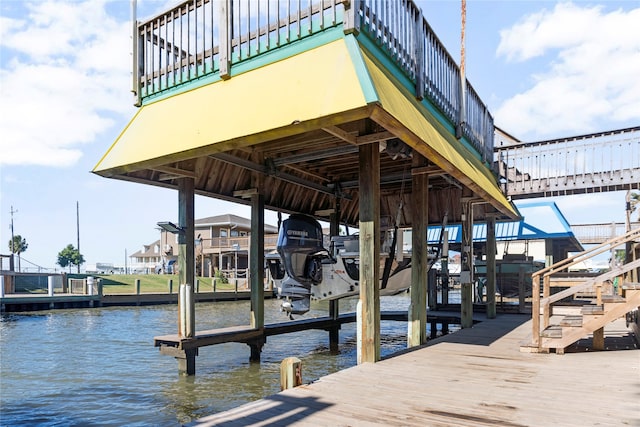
[535,227,640,278]
[531,228,640,348]
[540,258,640,307]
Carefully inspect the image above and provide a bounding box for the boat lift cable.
[381,164,408,289]
[430,211,449,273]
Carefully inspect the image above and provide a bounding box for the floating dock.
[190,315,638,426]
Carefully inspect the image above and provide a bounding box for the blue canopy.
[427,201,579,246]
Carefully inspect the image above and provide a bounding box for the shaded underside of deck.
[190,315,639,426]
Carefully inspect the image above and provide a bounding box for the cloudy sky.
[1,0,638,270]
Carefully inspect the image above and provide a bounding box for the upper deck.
[132,0,493,165]
[95,0,516,226]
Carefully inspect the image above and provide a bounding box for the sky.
[1,0,639,272]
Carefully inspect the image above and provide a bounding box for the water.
[0,295,456,426]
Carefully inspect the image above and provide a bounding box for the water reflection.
[0,294,456,426]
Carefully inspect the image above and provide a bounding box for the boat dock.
[190,314,639,426]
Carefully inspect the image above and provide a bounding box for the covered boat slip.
[93,0,518,372]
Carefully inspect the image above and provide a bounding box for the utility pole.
[9,206,17,272]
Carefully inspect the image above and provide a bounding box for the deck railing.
[530,227,640,348]
[133,0,494,164]
[494,126,640,198]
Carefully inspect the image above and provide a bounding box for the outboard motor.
[276,214,326,315]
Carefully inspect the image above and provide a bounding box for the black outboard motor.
[276,214,326,315]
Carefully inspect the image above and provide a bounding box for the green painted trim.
[343,34,379,104]
[355,33,484,164]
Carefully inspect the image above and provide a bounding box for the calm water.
[0,294,456,426]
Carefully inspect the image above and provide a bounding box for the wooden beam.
[233,188,258,199]
[357,142,380,364]
[322,125,358,145]
[356,131,396,145]
[408,156,428,347]
[411,165,444,176]
[152,165,197,179]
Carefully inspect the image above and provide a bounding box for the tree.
[8,235,28,271]
[57,244,85,273]
[630,191,640,221]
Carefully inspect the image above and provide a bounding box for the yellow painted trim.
[94,39,369,174]
[361,53,517,218]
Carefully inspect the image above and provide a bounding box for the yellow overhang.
[361,52,518,219]
[93,38,370,176]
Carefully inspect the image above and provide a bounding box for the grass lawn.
[97,274,240,294]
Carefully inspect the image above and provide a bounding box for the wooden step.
[622,282,640,290]
[541,325,563,338]
[602,295,625,304]
[581,305,604,315]
[559,315,583,327]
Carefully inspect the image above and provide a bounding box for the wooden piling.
[280,357,302,390]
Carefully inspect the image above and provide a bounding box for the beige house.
[130,214,279,277]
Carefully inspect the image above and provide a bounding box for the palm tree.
[8,235,28,272]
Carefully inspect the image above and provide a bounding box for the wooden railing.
[200,234,279,252]
[531,227,640,348]
[133,0,495,166]
[494,126,640,199]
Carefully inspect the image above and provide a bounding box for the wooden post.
[357,142,380,364]
[219,0,231,80]
[542,275,551,328]
[178,177,195,342]
[593,327,605,351]
[544,239,554,268]
[177,348,198,376]
[280,357,302,390]
[168,279,173,294]
[135,279,141,295]
[408,159,428,347]
[329,299,340,354]
[531,273,541,348]
[486,216,497,319]
[518,266,526,314]
[442,230,449,306]
[250,192,265,331]
[460,199,474,329]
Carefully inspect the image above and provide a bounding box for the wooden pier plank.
[189,315,639,426]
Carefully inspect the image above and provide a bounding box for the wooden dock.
[189,314,639,426]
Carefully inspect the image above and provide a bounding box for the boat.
[266,214,427,316]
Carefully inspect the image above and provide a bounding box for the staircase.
[521,228,640,353]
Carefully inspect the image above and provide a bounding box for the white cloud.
[0,0,135,167]
[494,2,640,139]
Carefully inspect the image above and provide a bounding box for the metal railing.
[133,0,495,164]
[134,0,345,103]
[572,222,640,245]
[356,0,494,162]
[495,126,640,199]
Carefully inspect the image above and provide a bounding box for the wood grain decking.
[190,314,639,426]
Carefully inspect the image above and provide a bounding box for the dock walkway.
[190,314,639,426]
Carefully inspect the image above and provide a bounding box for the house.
[130,214,279,277]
